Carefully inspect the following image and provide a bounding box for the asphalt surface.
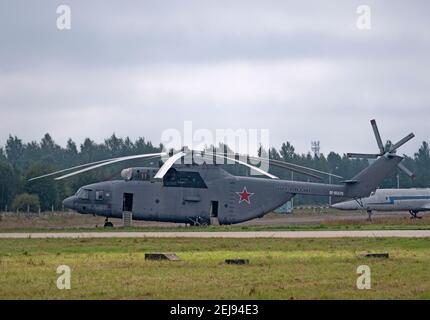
[0,230,429,239]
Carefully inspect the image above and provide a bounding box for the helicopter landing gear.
[409,210,422,219]
[187,216,208,227]
[366,210,373,222]
[104,217,114,227]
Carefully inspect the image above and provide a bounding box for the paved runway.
[0,230,430,239]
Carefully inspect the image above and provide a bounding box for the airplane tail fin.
[342,155,403,198]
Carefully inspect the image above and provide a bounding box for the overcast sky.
[0,0,429,156]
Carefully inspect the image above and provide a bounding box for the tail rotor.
[347,119,415,180]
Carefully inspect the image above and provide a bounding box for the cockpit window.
[76,188,90,200]
[163,168,207,188]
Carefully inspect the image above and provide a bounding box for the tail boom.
[275,155,403,199]
[342,155,403,198]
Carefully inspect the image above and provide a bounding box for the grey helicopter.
[30,120,415,227]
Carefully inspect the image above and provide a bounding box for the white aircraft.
[331,188,430,220]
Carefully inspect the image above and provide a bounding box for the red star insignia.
[236,187,254,204]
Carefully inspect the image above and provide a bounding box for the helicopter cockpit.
[76,188,90,200]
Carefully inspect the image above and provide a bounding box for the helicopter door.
[210,201,219,225]
[210,201,219,218]
[123,193,133,212]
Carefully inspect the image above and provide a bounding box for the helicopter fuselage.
[63,165,298,225]
[62,152,403,225]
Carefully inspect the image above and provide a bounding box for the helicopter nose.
[63,196,75,210]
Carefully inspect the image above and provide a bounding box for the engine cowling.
[120,167,158,181]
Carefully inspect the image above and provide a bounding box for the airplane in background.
[331,188,430,219]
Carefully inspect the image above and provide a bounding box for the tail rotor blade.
[389,133,415,153]
[371,119,385,154]
[397,162,416,180]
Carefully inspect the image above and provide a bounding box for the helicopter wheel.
[409,210,422,219]
[366,210,373,222]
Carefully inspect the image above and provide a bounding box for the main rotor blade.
[28,158,117,181]
[397,162,416,180]
[389,133,415,153]
[204,151,342,180]
[201,153,278,179]
[54,152,167,180]
[246,157,323,180]
[153,152,187,179]
[371,119,385,154]
[266,160,323,180]
[260,158,343,179]
[347,153,379,159]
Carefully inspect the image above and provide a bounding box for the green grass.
[2,223,430,233]
[2,210,430,233]
[0,237,429,299]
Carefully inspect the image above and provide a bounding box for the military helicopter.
[30,120,415,227]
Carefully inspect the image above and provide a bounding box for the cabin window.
[95,191,104,201]
[163,168,207,189]
[140,171,150,181]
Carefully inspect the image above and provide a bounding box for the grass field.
[2,223,430,233]
[1,237,429,299]
[1,211,430,233]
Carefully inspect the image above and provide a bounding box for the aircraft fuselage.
[331,188,430,213]
[63,165,346,225]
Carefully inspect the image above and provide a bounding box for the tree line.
[0,133,429,211]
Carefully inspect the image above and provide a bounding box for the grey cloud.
[0,0,429,156]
